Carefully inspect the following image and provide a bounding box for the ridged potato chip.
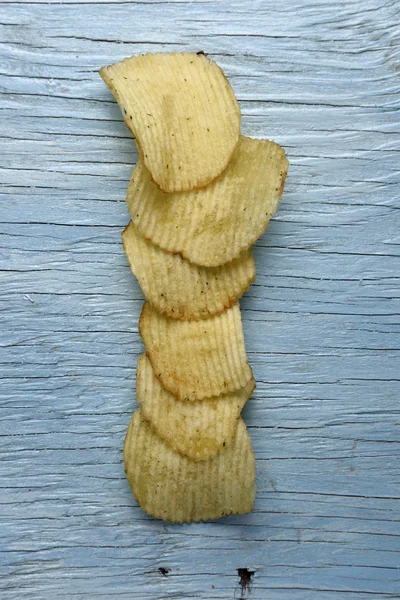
[137,354,255,460]
[100,52,240,192]
[126,135,288,267]
[139,302,253,401]
[124,408,255,522]
[122,222,255,320]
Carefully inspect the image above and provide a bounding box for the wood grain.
[1,0,399,598]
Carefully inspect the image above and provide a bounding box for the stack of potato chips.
[100,52,288,523]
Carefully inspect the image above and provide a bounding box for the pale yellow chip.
[122,222,255,321]
[124,408,255,522]
[100,52,240,192]
[137,354,255,461]
[139,302,253,401]
[126,135,288,267]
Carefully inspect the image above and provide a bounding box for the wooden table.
[1,1,399,598]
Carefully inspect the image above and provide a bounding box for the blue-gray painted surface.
[0,0,399,598]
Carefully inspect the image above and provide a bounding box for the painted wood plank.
[1,0,399,598]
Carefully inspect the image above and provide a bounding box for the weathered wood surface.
[1,0,399,598]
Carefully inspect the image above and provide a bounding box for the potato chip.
[100,52,240,192]
[137,354,255,460]
[122,222,255,320]
[126,135,288,267]
[139,302,252,401]
[124,408,255,522]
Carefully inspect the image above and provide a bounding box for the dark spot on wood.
[158,567,170,576]
[269,477,278,491]
[196,50,207,56]
[237,568,255,598]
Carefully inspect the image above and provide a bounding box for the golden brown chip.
[124,408,255,522]
[139,302,253,401]
[100,52,240,192]
[122,222,255,320]
[137,354,255,460]
[126,135,288,267]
